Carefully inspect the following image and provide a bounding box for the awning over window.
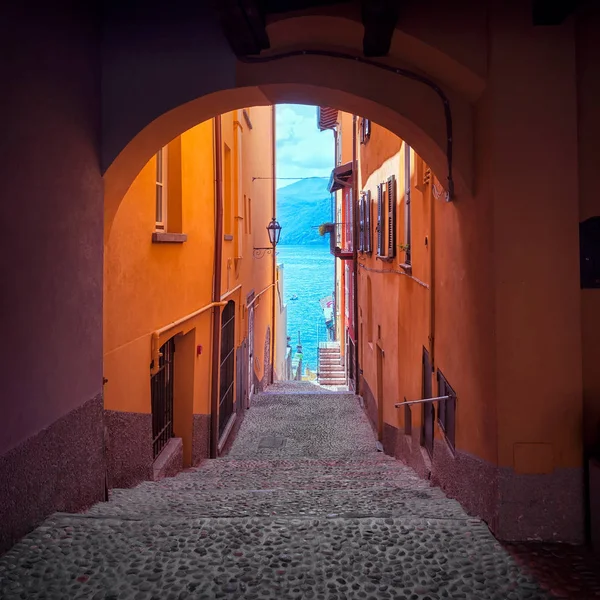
[317,106,338,131]
[328,161,353,193]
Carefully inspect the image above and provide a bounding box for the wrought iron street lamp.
[254,217,282,258]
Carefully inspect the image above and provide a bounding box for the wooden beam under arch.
[214,0,271,57]
[361,0,400,57]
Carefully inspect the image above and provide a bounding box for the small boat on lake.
[290,294,298,301]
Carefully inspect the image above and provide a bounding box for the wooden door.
[376,346,384,442]
[421,348,434,457]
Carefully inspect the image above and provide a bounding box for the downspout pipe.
[352,115,360,392]
[210,115,224,459]
[270,105,277,384]
[429,174,436,369]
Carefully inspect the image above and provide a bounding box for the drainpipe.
[270,105,277,384]
[429,172,436,369]
[332,131,338,343]
[210,115,224,459]
[352,115,360,392]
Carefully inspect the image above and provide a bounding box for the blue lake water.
[276,244,335,372]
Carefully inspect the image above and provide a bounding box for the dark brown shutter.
[358,194,365,252]
[387,175,397,258]
[377,183,384,256]
[365,118,371,140]
[366,190,372,253]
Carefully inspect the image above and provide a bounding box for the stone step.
[21,513,533,600]
[87,487,465,521]
[121,460,424,493]
[318,378,347,385]
[148,472,427,493]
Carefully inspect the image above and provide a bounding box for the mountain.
[276,178,334,245]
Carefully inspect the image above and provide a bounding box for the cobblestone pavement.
[0,383,552,599]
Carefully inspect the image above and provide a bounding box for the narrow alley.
[0,384,550,599]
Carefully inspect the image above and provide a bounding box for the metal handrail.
[394,395,451,408]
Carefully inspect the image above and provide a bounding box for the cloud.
[276,104,334,188]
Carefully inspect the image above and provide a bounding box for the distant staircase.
[317,341,346,386]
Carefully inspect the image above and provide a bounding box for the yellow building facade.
[103,107,285,488]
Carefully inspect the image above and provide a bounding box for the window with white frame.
[155,146,168,230]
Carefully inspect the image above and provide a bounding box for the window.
[152,139,186,242]
[358,194,365,253]
[358,191,372,253]
[155,146,168,230]
[335,129,342,166]
[376,183,384,257]
[403,143,412,265]
[376,178,396,259]
[437,370,457,452]
[345,188,353,251]
[360,118,371,144]
[364,190,372,253]
[387,175,397,259]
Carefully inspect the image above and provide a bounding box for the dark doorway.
[219,300,236,438]
[376,345,384,442]
[248,300,255,406]
[421,347,434,458]
[236,339,249,412]
[151,337,175,458]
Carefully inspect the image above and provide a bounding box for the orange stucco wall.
[356,124,435,447]
[104,107,280,466]
[219,106,278,388]
[104,120,216,413]
[104,120,216,464]
[353,31,584,476]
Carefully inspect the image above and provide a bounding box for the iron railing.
[395,395,455,456]
[150,337,175,458]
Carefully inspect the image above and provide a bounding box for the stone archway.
[102,10,481,238]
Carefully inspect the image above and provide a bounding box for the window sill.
[152,232,187,244]
[399,262,412,274]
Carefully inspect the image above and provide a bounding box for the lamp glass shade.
[267,218,282,245]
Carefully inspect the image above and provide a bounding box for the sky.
[275,104,334,189]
